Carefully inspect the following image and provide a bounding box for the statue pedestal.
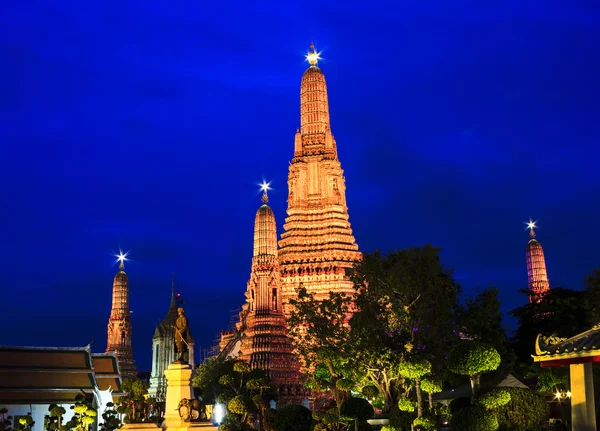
[162,362,219,431]
[163,362,194,431]
[121,424,159,431]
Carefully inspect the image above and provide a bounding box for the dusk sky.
[1,1,599,372]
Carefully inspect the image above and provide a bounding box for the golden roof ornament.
[259,181,271,204]
[526,219,538,239]
[306,43,321,67]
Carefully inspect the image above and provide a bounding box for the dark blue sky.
[1,1,599,372]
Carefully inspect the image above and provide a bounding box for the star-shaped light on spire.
[306,43,322,66]
[115,249,129,269]
[525,219,538,238]
[259,181,271,204]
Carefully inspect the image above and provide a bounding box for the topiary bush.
[473,389,511,410]
[398,359,432,380]
[494,387,549,431]
[450,407,498,431]
[336,378,355,392]
[420,378,443,395]
[447,342,501,394]
[413,416,435,430]
[362,385,379,399]
[397,397,415,413]
[271,404,312,431]
[227,395,248,415]
[340,398,374,421]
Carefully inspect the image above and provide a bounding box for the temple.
[148,276,195,401]
[525,220,550,303]
[278,44,361,311]
[218,45,359,405]
[105,254,137,378]
[221,188,305,402]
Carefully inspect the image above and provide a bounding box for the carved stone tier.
[280,60,360,309]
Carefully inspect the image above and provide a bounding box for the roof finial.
[171,272,175,299]
[259,181,271,204]
[306,43,321,66]
[116,250,128,271]
[526,219,538,238]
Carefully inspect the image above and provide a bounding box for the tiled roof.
[0,346,124,403]
[533,324,600,362]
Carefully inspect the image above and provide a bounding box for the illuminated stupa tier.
[525,220,550,303]
[105,253,137,378]
[279,44,361,309]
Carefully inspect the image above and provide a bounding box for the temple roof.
[533,324,600,363]
[153,279,194,342]
[0,346,124,404]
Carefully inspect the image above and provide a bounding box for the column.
[570,363,596,431]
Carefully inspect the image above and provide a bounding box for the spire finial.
[259,181,271,204]
[306,43,321,66]
[171,272,175,298]
[116,250,128,271]
[526,219,538,238]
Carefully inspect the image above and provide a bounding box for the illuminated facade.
[279,44,361,311]
[148,277,195,401]
[526,221,550,303]
[105,260,137,378]
[241,191,303,397]
[219,46,359,405]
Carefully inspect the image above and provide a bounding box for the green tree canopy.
[447,342,501,394]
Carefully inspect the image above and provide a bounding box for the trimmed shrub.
[362,385,380,399]
[227,396,248,415]
[413,416,435,430]
[450,407,499,431]
[420,378,443,395]
[272,404,312,431]
[397,397,415,413]
[336,378,355,392]
[398,359,432,380]
[494,387,549,431]
[340,398,374,421]
[447,342,501,377]
[473,389,511,410]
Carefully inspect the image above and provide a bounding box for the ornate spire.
[106,250,137,378]
[280,45,360,311]
[525,220,550,303]
[300,43,331,139]
[254,184,277,259]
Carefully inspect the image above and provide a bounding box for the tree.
[203,359,275,431]
[398,358,431,417]
[450,407,498,431]
[459,287,514,382]
[340,398,374,431]
[347,247,461,412]
[511,287,587,368]
[0,408,12,431]
[65,394,97,431]
[447,342,501,395]
[420,378,443,413]
[493,388,549,431]
[288,287,353,410]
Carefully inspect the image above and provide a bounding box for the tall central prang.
[279,44,361,309]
